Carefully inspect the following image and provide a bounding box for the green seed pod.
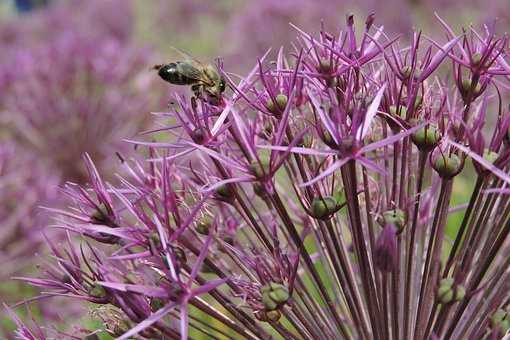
[460,79,482,96]
[401,65,412,79]
[483,149,498,164]
[383,209,406,233]
[149,232,161,248]
[196,216,212,235]
[260,282,290,311]
[471,52,483,66]
[298,134,313,148]
[311,196,337,219]
[172,246,187,265]
[266,94,288,114]
[190,127,207,145]
[250,158,271,178]
[389,105,407,119]
[413,95,423,110]
[411,125,441,151]
[433,154,463,178]
[437,278,454,304]
[317,58,332,73]
[215,184,234,202]
[89,283,107,299]
[437,278,465,304]
[255,309,282,322]
[491,309,507,328]
[150,298,165,312]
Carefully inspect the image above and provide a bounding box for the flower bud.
[255,309,282,322]
[250,158,271,178]
[373,224,398,273]
[411,125,441,151]
[196,216,212,235]
[190,127,208,145]
[437,278,465,304]
[432,154,463,178]
[266,94,288,115]
[149,232,161,248]
[298,134,313,148]
[90,203,110,225]
[260,282,290,311]
[483,149,498,164]
[311,196,337,219]
[460,79,482,99]
[471,52,483,66]
[389,105,407,119]
[491,309,510,335]
[317,58,332,74]
[413,95,423,110]
[150,298,165,312]
[215,184,234,202]
[401,65,412,79]
[89,283,107,299]
[382,209,406,234]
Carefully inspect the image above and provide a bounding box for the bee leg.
[191,84,202,98]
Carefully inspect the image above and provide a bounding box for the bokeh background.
[0,0,507,337]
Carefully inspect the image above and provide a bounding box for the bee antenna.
[152,64,163,71]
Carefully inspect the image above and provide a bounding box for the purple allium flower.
[0,30,156,183]
[0,142,58,279]
[11,14,510,340]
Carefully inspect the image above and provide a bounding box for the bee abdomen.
[158,62,197,85]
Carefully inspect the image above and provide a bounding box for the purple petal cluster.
[11,14,510,340]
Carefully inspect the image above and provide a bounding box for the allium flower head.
[11,14,510,340]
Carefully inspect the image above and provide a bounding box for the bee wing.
[169,46,206,68]
[178,62,212,85]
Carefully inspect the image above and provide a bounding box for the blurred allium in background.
[11,12,510,340]
[0,0,163,333]
[0,142,57,278]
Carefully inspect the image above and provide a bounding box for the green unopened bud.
[401,65,412,79]
[260,282,290,311]
[112,319,131,337]
[190,127,207,144]
[460,79,482,96]
[317,58,332,73]
[90,203,109,224]
[266,94,288,114]
[149,232,161,248]
[256,309,282,322]
[437,278,465,304]
[383,209,406,233]
[483,149,498,164]
[491,309,510,335]
[411,125,441,151]
[433,154,463,178]
[298,134,313,148]
[196,216,212,235]
[250,158,271,178]
[215,184,234,201]
[311,196,337,219]
[471,52,483,66]
[173,246,187,264]
[89,283,107,299]
[389,105,407,119]
[414,95,423,110]
[150,298,165,312]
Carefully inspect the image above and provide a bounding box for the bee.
[153,49,226,103]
